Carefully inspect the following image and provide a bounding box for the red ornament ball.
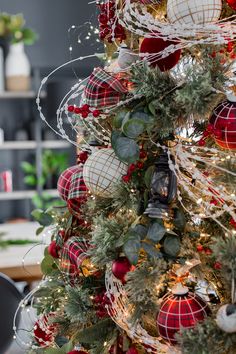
[140,37,181,71]
[48,241,60,258]
[67,351,87,354]
[209,99,236,150]
[157,290,210,344]
[226,0,236,10]
[112,257,131,284]
[126,347,139,354]
[57,165,79,201]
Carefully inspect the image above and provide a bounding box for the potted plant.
[0,12,38,91]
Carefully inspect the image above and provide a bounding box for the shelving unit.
[0,90,72,221]
[0,189,58,201]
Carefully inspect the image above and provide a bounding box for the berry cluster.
[93,290,113,319]
[196,244,212,255]
[198,123,222,147]
[67,104,101,119]
[122,150,147,183]
[98,1,126,43]
[77,150,89,164]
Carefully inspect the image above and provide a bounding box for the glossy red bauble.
[67,351,87,354]
[140,37,181,71]
[157,291,210,344]
[48,240,60,258]
[126,347,139,354]
[226,0,236,10]
[112,257,131,284]
[209,99,236,150]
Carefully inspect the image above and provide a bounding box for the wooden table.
[0,222,49,282]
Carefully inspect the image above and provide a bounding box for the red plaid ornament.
[57,165,79,201]
[209,99,236,150]
[67,167,88,218]
[83,67,128,109]
[157,285,210,344]
[59,237,89,285]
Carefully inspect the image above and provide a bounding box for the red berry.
[230,218,236,229]
[68,105,75,112]
[92,110,101,118]
[210,197,218,205]
[205,248,213,255]
[211,51,216,58]
[81,104,90,111]
[196,245,204,252]
[48,241,60,258]
[213,129,222,139]
[79,151,88,163]
[203,131,210,138]
[198,139,206,146]
[122,175,130,183]
[214,262,222,270]
[81,111,89,119]
[136,161,144,169]
[206,124,214,133]
[139,150,147,159]
[74,107,82,114]
[98,13,108,25]
[96,308,107,318]
[128,163,136,174]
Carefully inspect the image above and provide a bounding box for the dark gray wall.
[0,0,99,71]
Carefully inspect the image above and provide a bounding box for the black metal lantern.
[144,152,177,219]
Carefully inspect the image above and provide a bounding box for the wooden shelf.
[0,90,46,99]
[0,140,71,150]
[0,189,58,200]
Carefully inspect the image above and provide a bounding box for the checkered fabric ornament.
[83,148,128,197]
[83,67,128,109]
[59,237,89,285]
[167,0,222,25]
[157,284,210,344]
[57,165,79,201]
[67,167,88,218]
[209,99,236,150]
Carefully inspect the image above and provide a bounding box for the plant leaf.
[122,118,145,139]
[123,232,141,265]
[147,222,166,242]
[163,235,181,257]
[142,242,162,259]
[114,137,139,163]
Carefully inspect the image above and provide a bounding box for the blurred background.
[0,2,99,353]
[0,0,99,222]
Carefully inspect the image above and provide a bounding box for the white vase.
[5,42,31,91]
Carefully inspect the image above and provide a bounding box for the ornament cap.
[171,283,189,295]
[226,92,236,103]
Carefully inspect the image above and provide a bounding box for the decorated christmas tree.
[15,1,236,353]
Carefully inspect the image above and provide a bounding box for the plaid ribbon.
[67,166,88,218]
[83,67,128,109]
[59,237,89,285]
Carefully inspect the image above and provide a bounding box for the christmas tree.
[15,1,236,353]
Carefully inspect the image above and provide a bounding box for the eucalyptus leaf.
[41,254,55,275]
[111,130,122,150]
[123,233,141,265]
[173,208,187,231]
[163,235,181,257]
[36,226,45,236]
[131,111,152,123]
[147,222,166,242]
[132,224,147,239]
[113,111,127,129]
[114,137,140,163]
[122,118,145,139]
[142,242,162,259]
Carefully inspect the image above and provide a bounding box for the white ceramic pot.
[5,42,31,91]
